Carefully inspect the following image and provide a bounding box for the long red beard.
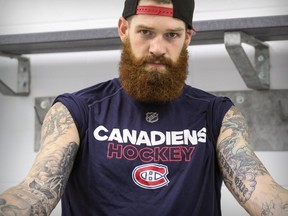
[119,39,189,103]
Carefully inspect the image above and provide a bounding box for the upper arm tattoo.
[41,102,75,145]
[217,106,269,204]
[0,103,79,215]
[30,103,79,209]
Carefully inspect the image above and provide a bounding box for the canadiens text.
[93,125,207,162]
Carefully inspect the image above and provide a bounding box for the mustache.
[135,55,173,66]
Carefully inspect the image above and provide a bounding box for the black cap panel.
[122,0,195,29]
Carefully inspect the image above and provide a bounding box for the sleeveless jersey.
[54,78,233,216]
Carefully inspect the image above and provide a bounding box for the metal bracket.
[212,90,288,151]
[0,52,31,96]
[224,31,270,90]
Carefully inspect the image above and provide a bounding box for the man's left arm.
[216,106,288,216]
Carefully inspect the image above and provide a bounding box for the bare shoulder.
[216,106,288,215]
[0,102,80,215]
[41,101,79,147]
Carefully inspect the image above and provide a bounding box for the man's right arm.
[0,102,80,215]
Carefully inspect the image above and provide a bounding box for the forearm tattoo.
[260,182,288,215]
[0,103,79,215]
[217,106,269,204]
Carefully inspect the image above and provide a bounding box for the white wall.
[0,0,288,215]
[0,0,288,34]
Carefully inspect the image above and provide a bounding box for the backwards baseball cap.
[122,0,195,29]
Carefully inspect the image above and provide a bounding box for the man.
[0,0,287,215]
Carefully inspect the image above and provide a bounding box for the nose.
[149,36,166,57]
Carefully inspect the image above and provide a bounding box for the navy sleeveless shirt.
[54,78,233,216]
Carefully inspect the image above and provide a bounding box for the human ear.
[184,29,193,47]
[118,17,129,42]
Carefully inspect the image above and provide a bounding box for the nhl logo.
[146,112,159,123]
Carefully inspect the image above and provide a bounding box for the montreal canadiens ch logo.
[132,163,169,189]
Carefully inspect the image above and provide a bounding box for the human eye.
[139,29,154,37]
[165,32,180,39]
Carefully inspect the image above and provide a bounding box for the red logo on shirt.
[132,163,169,189]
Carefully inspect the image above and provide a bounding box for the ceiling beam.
[0,15,287,55]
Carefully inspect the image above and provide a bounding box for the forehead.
[129,14,185,31]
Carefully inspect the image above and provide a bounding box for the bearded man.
[1,0,287,215]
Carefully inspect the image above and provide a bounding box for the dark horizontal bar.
[0,15,287,55]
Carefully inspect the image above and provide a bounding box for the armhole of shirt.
[207,96,233,145]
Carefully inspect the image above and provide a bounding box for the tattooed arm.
[0,102,80,215]
[216,106,288,216]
